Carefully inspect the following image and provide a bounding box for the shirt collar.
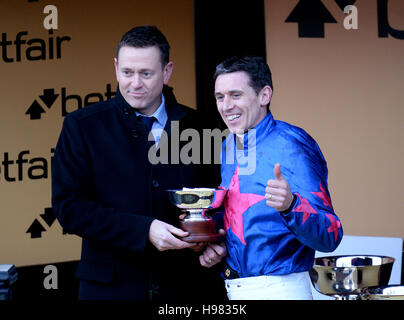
[134,94,167,126]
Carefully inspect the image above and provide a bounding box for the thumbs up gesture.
[265,163,294,212]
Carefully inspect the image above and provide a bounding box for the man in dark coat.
[52,25,226,300]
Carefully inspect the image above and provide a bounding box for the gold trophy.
[167,188,226,243]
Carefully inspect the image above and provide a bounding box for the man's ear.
[114,57,119,82]
[163,61,174,85]
[259,85,273,107]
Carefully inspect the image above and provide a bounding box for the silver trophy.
[361,285,404,300]
[309,255,398,300]
[167,188,226,243]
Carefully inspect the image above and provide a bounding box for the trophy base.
[180,219,221,243]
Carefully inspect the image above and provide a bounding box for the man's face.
[214,71,271,134]
[114,46,173,116]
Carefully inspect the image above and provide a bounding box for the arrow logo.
[39,89,59,109]
[26,207,65,238]
[40,207,56,227]
[285,0,337,38]
[26,219,46,238]
[25,88,59,120]
[25,100,46,120]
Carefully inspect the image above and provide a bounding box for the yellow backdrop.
[0,0,195,266]
[265,0,404,239]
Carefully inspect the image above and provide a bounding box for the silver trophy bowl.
[361,285,404,300]
[309,255,395,300]
[167,188,216,219]
[167,188,226,242]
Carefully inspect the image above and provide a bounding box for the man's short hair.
[116,25,170,67]
[214,56,273,95]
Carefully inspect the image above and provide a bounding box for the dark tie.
[138,115,156,146]
[138,115,155,133]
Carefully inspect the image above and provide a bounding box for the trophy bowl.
[361,285,404,300]
[167,188,226,243]
[309,255,395,299]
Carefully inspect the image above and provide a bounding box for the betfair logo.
[0,29,70,63]
[1,3,69,63]
[25,84,116,120]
